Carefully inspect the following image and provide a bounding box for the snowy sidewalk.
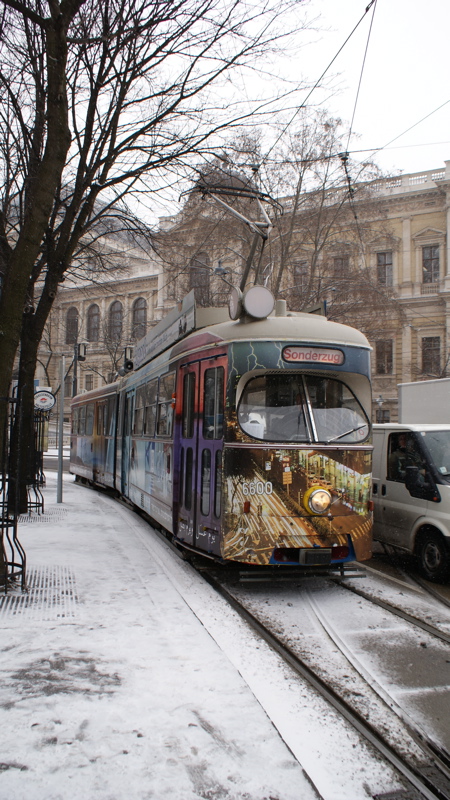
[0,474,314,800]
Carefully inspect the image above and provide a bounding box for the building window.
[375,340,393,375]
[108,301,123,342]
[376,408,390,423]
[189,251,210,306]
[422,336,440,375]
[422,245,439,283]
[85,374,94,392]
[376,251,393,286]
[292,260,308,295]
[87,304,100,342]
[333,256,349,277]
[66,307,79,344]
[64,374,72,397]
[131,297,147,340]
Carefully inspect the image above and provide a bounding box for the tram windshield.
[238,373,369,444]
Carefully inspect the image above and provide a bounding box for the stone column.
[401,216,412,295]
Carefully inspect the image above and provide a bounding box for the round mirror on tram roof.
[243,286,275,319]
[228,286,243,320]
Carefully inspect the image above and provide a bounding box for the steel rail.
[202,569,450,800]
[336,580,450,645]
[304,587,450,782]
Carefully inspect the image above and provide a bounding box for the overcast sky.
[298,0,450,176]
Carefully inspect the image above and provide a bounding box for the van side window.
[387,433,425,482]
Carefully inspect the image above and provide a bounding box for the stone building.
[39,161,450,424]
[363,161,450,422]
[35,233,164,418]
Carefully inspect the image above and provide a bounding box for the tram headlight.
[303,486,332,515]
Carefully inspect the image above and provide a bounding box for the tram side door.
[178,362,200,546]
[196,359,225,556]
[121,390,134,496]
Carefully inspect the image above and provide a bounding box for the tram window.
[239,375,308,442]
[97,404,104,436]
[106,396,116,436]
[203,367,224,439]
[214,450,222,518]
[182,372,196,439]
[305,376,369,443]
[179,447,184,507]
[133,385,146,436]
[185,447,193,510]
[238,373,369,444]
[124,395,133,437]
[86,403,94,436]
[72,408,79,434]
[144,378,158,436]
[79,405,86,435]
[157,372,175,436]
[201,449,211,516]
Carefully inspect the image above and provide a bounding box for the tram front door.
[177,357,225,556]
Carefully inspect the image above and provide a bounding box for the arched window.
[108,301,123,342]
[131,297,147,340]
[87,304,100,342]
[189,251,210,306]
[66,307,79,344]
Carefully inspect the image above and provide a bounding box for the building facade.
[365,161,450,422]
[39,161,450,425]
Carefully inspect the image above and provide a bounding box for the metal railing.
[0,393,27,593]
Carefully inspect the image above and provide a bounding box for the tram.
[70,287,373,567]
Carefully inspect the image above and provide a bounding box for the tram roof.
[133,290,371,370]
[171,312,371,356]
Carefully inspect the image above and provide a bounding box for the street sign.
[34,390,56,411]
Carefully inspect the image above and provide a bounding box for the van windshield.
[238,373,369,444]
[421,430,450,478]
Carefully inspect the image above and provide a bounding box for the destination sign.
[283,346,344,365]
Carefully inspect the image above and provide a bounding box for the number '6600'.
[242,481,273,496]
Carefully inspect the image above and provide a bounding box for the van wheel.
[417,530,450,583]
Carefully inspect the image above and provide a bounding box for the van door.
[376,430,428,548]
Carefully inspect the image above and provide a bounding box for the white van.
[372,423,450,582]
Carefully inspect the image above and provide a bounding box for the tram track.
[397,571,450,612]
[335,579,450,645]
[202,567,450,800]
[98,487,450,799]
[303,587,450,775]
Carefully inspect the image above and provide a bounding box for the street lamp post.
[72,342,87,397]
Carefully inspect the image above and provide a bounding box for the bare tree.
[156,117,403,343]
[0,0,308,503]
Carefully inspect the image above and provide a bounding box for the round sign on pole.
[34,390,56,411]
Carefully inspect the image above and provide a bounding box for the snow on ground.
[0,474,404,800]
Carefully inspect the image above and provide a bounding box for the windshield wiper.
[327,424,368,443]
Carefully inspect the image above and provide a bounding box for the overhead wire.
[261,0,377,167]
[170,0,443,294]
[365,98,450,163]
[346,0,377,152]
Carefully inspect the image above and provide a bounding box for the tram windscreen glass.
[238,374,369,444]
